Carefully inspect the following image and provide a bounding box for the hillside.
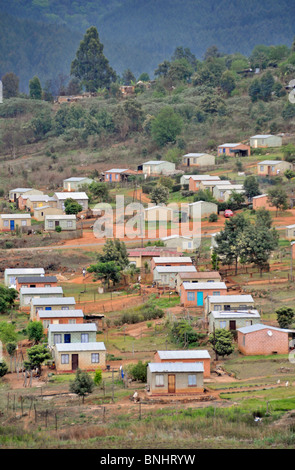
[1,0,295,90]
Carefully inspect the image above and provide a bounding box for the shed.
[4,268,45,288]
[0,214,31,231]
[63,177,93,191]
[45,214,77,231]
[20,286,63,308]
[188,201,218,219]
[286,224,295,240]
[30,296,76,320]
[237,324,293,356]
[160,235,197,252]
[250,135,282,148]
[53,192,88,211]
[182,153,215,168]
[54,342,106,372]
[144,205,173,223]
[147,362,204,395]
[48,323,97,347]
[141,161,176,176]
[208,310,261,333]
[154,350,211,378]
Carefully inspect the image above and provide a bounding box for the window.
[260,165,264,172]
[3,220,9,227]
[81,333,89,343]
[214,304,222,311]
[48,221,54,228]
[44,284,51,288]
[106,174,109,180]
[242,336,245,346]
[187,242,192,249]
[219,321,226,328]
[116,174,119,180]
[67,221,73,228]
[21,220,27,226]
[239,305,247,310]
[187,292,195,301]
[61,354,69,364]
[188,375,197,386]
[91,353,100,363]
[212,291,220,296]
[155,374,164,387]
[61,306,69,310]
[43,320,50,328]
[53,334,62,344]
[68,319,76,324]
[246,321,252,326]
[224,305,231,311]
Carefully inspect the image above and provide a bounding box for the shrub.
[55,225,62,232]
[209,213,218,222]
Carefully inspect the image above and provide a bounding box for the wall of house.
[37,316,84,334]
[45,218,77,231]
[154,354,210,378]
[31,304,75,320]
[147,369,204,395]
[181,287,228,307]
[48,330,97,346]
[205,300,255,317]
[208,315,260,333]
[20,292,63,308]
[0,217,31,231]
[252,195,275,211]
[34,208,64,221]
[238,329,289,355]
[55,349,106,372]
[258,162,292,176]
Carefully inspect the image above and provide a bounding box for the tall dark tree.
[71,26,116,92]
[29,76,42,100]
[122,69,136,85]
[2,72,19,99]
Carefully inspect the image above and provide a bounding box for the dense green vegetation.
[1,0,295,91]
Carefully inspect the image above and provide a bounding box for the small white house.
[188,201,218,219]
[19,286,64,308]
[141,161,176,176]
[63,177,93,191]
[54,192,89,211]
[182,153,215,167]
[45,214,77,231]
[250,135,282,148]
[161,235,198,252]
[144,205,173,222]
[4,268,45,288]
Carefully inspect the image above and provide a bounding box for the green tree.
[255,208,273,229]
[0,322,17,344]
[122,69,136,85]
[97,239,129,269]
[150,185,170,205]
[243,175,261,199]
[276,307,295,329]
[154,60,171,78]
[69,368,95,403]
[0,285,18,313]
[209,329,234,360]
[94,368,103,386]
[88,182,109,202]
[151,107,183,146]
[87,261,121,288]
[138,72,150,82]
[220,70,236,95]
[26,321,44,344]
[0,361,8,378]
[2,72,19,99]
[64,198,83,215]
[167,58,193,82]
[249,78,262,102]
[71,26,116,92]
[129,361,148,382]
[26,344,51,375]
[260,71,275,101]
[282,103,295,121]
[285,169,295,180]
[267,187,288,216]
[29,76,42,100]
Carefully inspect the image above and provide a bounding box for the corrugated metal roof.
[157,350,210,360]
[48,323,97,332]
[218,143,241,147]
[161,235,192,240]
[145,205,173,211]
[143,161,167,165]
[33,206,51,211]
[184,153,207,157]
[37,309,84,318]
[64,177,90,181]
[251,135,273,138]
[10,188,33,193]
[189,175,220,181]
[0,214,31,219]
[105,168,129,173]
[207,295,254,303]
[31,297,76,306]
[5,268,45,275]
[252,194,267,199]
[156,266,197,273]
[17,276,57,283]
[259,160,282,165]
[210,310,260,319]
[148,362,204,373]
[237,323,295,334]
[183,282,227,290]
[55,342,106,352]
[20,287,63,295]
[45,215,76,220]
[178,271,221,279]
[153,257,192,263]
[26,195,55,202]
[54,192,88,200]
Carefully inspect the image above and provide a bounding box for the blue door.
[197,291,203,306]
[45,307,52,310]
[109,174,112,182]
[10,220,15,231]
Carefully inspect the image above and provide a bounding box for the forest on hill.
[1,0,295,91]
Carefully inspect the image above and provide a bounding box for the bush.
[55,225,62,232]
[209,213,218,222]
[0,361,8,378]
[172,183,182,192]
[128,361,148,382]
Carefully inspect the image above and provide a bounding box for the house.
[53,342,106,372]
[139,161,176,176]
[182,153,215,168]
[19,195,57,212]
[144,205,173,223]
[0,214,31,231]
[180,282,228,308]
[252,194,275,211]
[208,309,261,333]
[175,271,222,294]
[205,294,255,318]
[188,201,218,219]
[45,214,77,231]
[63,177,93,191]
[54,192,89,211]
[286,224,295,240]
[160,235,197,252]
[127,247,179,269]
[198,180,231,194]
[151,256,193,270]
[237,324,294,356]
[250,135,282,148]
[153,265,197,288]
[4,268,45,288]
[16,275,58,292]
[37,309,84,333]
[19,286,63,308]
[213,184,245,202]
[33,206,64,222]
[180,175,193,187]
[147,362,204,396]
[9,188,43,204]
[188,175,220,192]
[218,143,251,157]
[104,169,137,183]
[154,350,211,378]
[120,85,135,96]
[30,297,76,320]
[48,323,97,347]
[257,160,292,177]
